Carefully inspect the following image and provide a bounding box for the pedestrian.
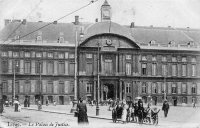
[162,100,170,117]
[137,101,144,124]
[76,98,89,125]
[193,102,196,108]
[121,99,128,124]
[46,99,49,106]
[53,100,56,106]
[27,99,30,107]
[18,103,21,112]
[38,100,42,110]
[24,98,27,107]
[14,99,19,112]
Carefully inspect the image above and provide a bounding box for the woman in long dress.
[121,100,128,123]
[77,98,89,125]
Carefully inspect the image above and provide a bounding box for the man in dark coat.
[77,98,89,125]
[162,100,170,117]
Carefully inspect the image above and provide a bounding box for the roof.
[82,21,135,43]
[0,20,200,51]
[0,21,90,45]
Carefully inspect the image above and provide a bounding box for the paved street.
[0,104,200,128]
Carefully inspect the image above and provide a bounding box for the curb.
[22,108,112,121]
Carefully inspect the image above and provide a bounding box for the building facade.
[0,0,200,106]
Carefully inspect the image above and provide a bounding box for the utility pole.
[96,42,100,116]
[12,60,16,105]
[74,30,78,101]
[39,61,42,103]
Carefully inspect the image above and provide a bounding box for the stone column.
[115,81,118,100]
[116,54,118,74]
[101,83,103,101]
[120,81,122,100]
[93,80,96,100]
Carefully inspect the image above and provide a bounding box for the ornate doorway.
[103,83,114,100]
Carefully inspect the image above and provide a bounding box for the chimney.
[95,18,98,22]
[130,22,135,28]
[75,16,79,25]
[22,19,26,25]
[5,19,11,26]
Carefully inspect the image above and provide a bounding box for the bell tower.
[101,0,111,22]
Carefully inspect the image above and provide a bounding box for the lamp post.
[12,60,18,105]
[0,83,3,114]
[96,42,100,116]
[39,61,42,103]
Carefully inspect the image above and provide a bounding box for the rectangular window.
[24,52,30,57]
[86,83,92,93]
[69,63,75,75]
[182,83,187,94]
[86,63,93,75]
[35,61,42,74]
[142,83,147,93]
[15,81,19,94]
[182,64,187,76]
[35,80,40,93]
[2,81,8,93]
[48,53,53,58]
[126,83,131,93]
[70,81,74,93]
[13,52,19,58]
[24,61,31,74]
[36,52,42,58]
[47,61,54,74]
[152,63,157,76]
[192,64,196,76]
[161,83,166,93]
[162,64,167,76]
[25,81,31,93]
[58,53,64,59]
[58,61,65,74]
[126,55,131,60]
[2,60,8,73]
[126,63,131,75]
[1,51,7,57]
[142,63,147,75]
[59,82,65,94]
[172,83,177,94]
[104,59,113,74]
[86,53,92,59]
[172,64,177,76]
[192,84,196,94]
[15,60,20,73]
[69,53,75,59]
[172,57,177,62]
[47,82,53,93]
[162,56,167,61]
[152,83,157,94]
[182,57,187,62]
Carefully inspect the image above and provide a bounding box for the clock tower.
[101,0,111,22]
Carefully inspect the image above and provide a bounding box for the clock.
[106,39,112,46]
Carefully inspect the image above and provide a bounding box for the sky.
[0,0,200,30]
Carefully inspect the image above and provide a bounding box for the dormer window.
[36,35,42,41]
[188,41,195,47]
[36,31,42,42]
[58,53,64,59]
[25,52,30,57]
[58,37,64,43]
[15,35,20,41]
[172,57,177,62]
[191,57,196,63]
[149,40,156,45]
[58,32,64,43]
[169,41,176,47]
[162,56,167,61]
[86,53,92,59]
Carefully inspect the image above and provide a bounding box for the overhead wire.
[0,0,99,47]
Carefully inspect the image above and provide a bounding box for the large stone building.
[0,0,200,106]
